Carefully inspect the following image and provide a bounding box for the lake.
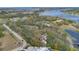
[65,29,79,44]
[40,9,79,44]
[40,10,79,22]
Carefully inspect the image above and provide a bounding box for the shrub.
[0,26,4,38]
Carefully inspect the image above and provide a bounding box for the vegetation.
[63,19,75,23]
[0,8,78,51]
[64,9,79,15]
[7,13,75,51]
[0,26,4,38]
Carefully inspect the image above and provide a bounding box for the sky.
[0,0,79,7]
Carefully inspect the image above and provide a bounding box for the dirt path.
[3,24,27,51]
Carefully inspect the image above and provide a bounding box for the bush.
[46,31,72,51]
[30,39,42,47]
[0,26,4,38]
[0,31,4,37]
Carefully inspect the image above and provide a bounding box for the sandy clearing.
[0,32,18,51]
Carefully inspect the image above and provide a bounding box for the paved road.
[3,24,27,51]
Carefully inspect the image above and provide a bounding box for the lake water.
[40,10,79,43]
[65,29,79,44]
[40,10,79,22]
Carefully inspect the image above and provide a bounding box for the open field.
[0,32,18,51]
